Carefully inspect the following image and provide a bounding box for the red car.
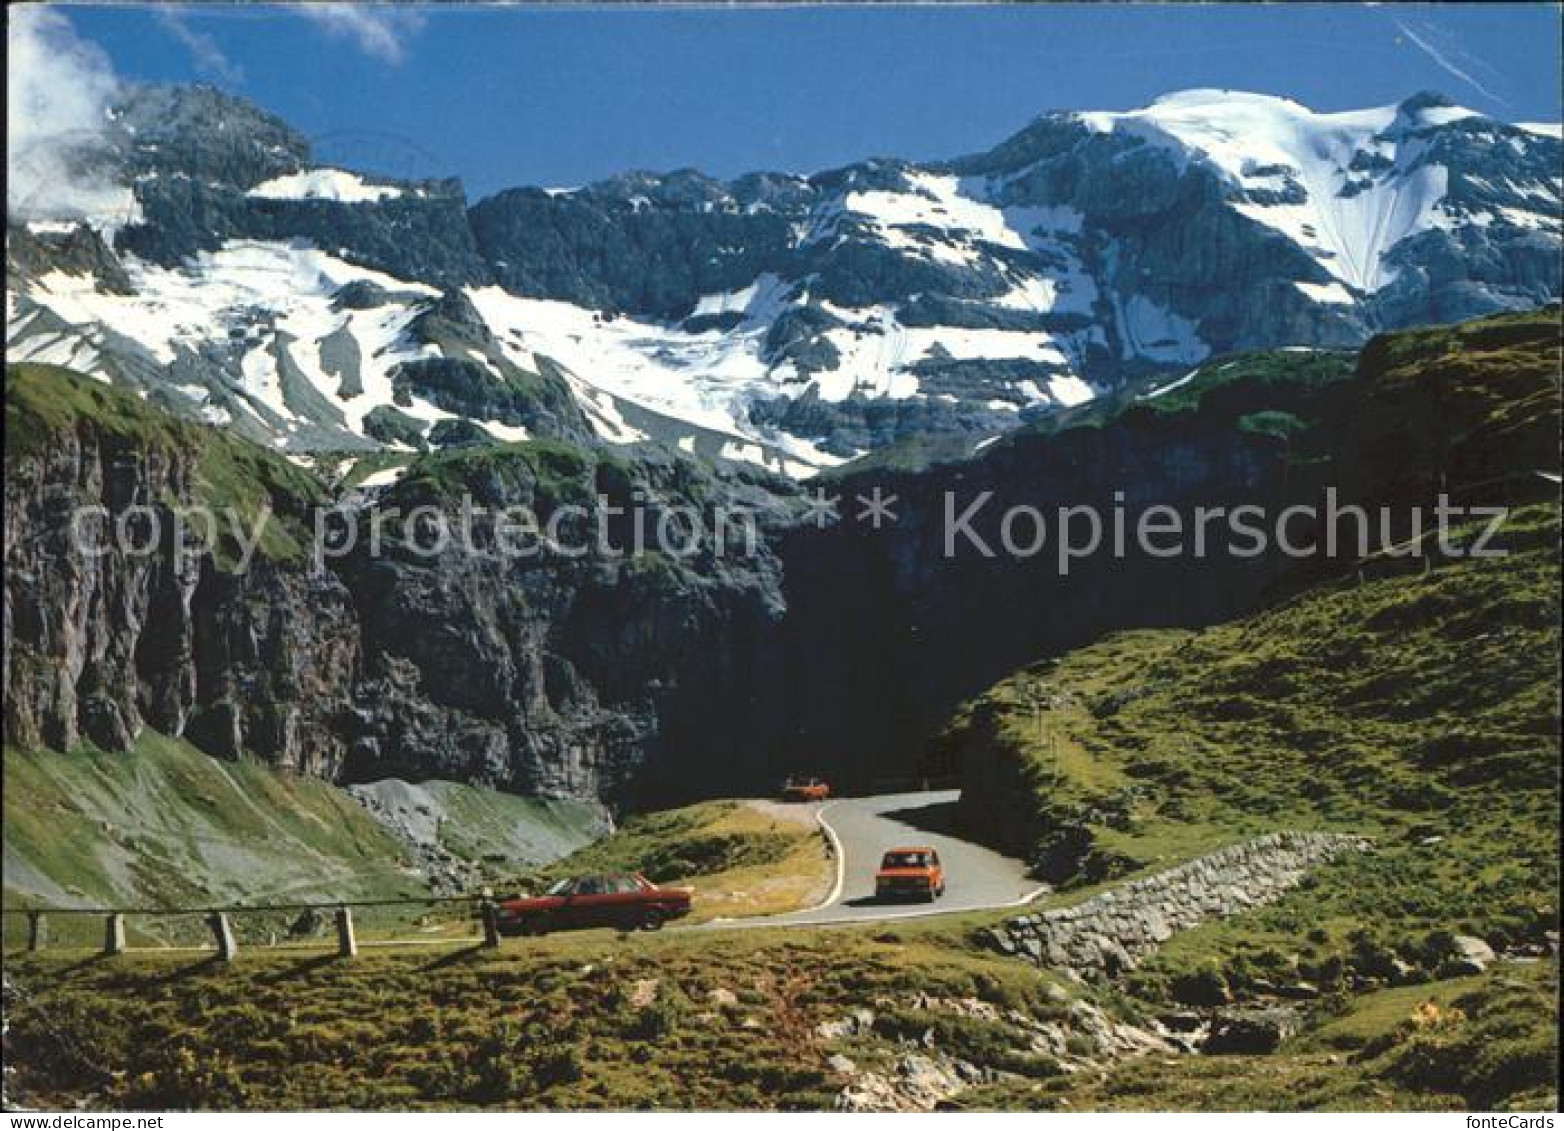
[781,776,831,802]
[494,874,693,936]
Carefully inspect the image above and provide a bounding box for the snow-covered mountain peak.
[7,84,1559,479]
[1064,88,1553,293]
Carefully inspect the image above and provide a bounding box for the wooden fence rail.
[1,893,501,961]
[1,893,484,916]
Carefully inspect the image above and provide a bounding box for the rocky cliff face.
[329,444,790,799]
[102,84,488,288]
[2,394,358,775]
[3,365,791,805]
[2,359,1283,803]
[758,408,1301,794]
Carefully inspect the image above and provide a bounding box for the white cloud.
[297,4,426,65]
[157,8,244,84]
[7,6,136,224]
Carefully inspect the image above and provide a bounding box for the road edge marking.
[772,882,1052,930]
[807,800,846,912]
[689,792,1047,932]
[708,801,842,927]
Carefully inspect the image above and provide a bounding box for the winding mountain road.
[709,789,1046,929]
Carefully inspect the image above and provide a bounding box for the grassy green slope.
[3,915,1075,1110]
[927,498,1558,1111]
[2,732,422,920]
[2,732,617,947]
[346,777,610,890]
[7,916,1552,1111]
[517,800,831,922]
[943,502,1558,930]
[420,781,607,866]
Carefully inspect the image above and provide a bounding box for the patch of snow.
[689,273,792,324]
[1294,280,1357,305]
[720,440,766,465]
[239,342,294,421]
[812,173,1092,281]
[1114,294,1209,366]
[1515,122,1562,140]
[993,275,1059,311]
[469,284,863,469]
[394,395,459,425]
[1047,373,1095,406]
[358,465,406,488]
[26,240,435,371]
[477,419,530,443]
[248,169,405,204]
[906,326,1071,367]
[820,172,1029,267]
[1142,368,1202,400]
[1413,105,1480,128]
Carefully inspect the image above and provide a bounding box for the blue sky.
[54,3,1564,198]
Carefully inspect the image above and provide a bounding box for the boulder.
[1445,935,1497,976]
[1204,1007,1299,1055]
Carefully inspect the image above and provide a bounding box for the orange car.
[781,776,831,802]
[875,847,945,902]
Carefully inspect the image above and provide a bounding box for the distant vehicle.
[875,847,945,902]
[494,874,693,935]
[781,776,831,802]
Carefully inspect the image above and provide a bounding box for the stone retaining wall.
[985,831,1370,974]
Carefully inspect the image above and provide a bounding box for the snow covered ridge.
[8,240,446,439]
[1069,89,1560,294]
[4,236,857,476]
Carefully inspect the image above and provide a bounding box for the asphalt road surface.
[718,789,1045,928]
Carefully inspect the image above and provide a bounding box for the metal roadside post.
[481,892,501,948]
[104,912,126,956]
[335,906,358,958]
[209,911,238,962]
